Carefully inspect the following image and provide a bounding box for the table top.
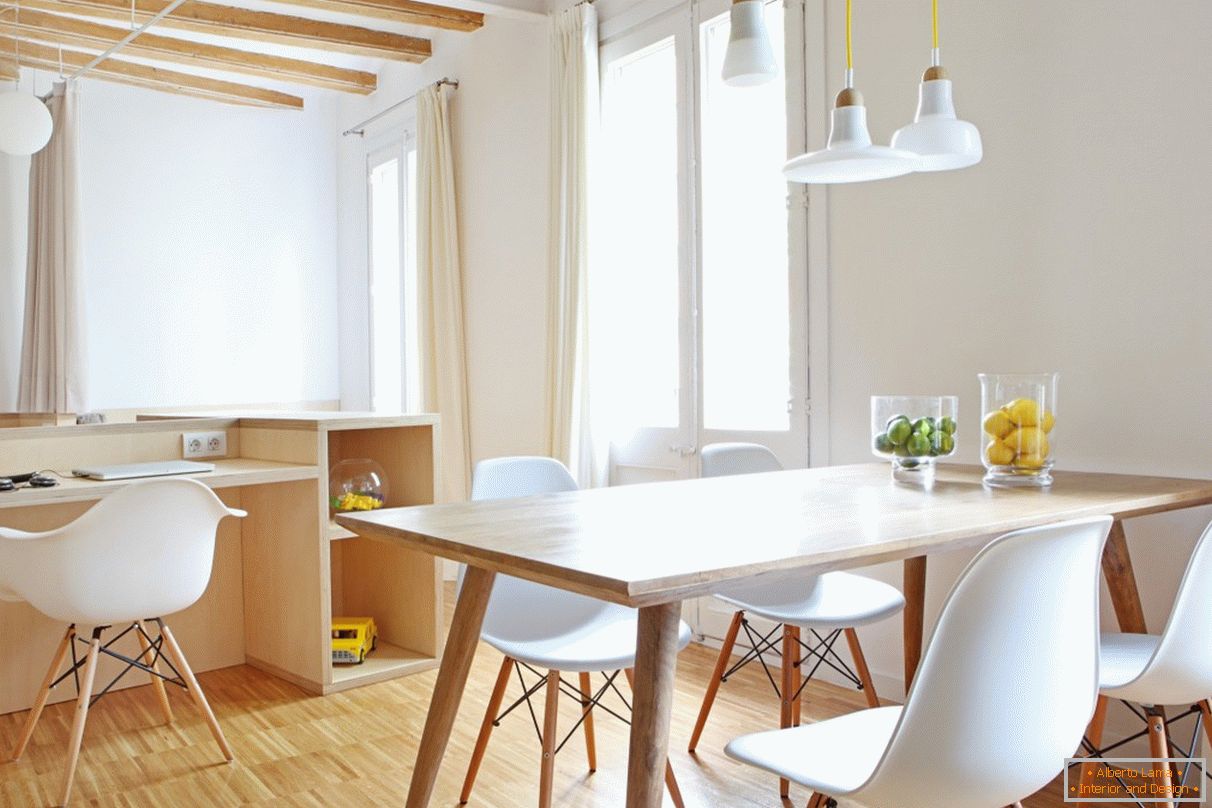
[338,464,1212,607]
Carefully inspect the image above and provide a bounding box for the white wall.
[2,74,341,411]
[336,16,551,462]
[815,0,1212,698]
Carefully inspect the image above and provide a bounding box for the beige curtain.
[546,3,601,486]
[18,82,86,413]
[416,83,471,502]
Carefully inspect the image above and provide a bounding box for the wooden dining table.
[337,463,1212,808]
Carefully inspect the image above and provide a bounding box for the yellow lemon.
[1041,410,1056,433]
[1003,398,1041,426]
[983,410,1015,439]
[985,439,1016,466]
[1002,426,1048,456]
[1015,452,1046,469]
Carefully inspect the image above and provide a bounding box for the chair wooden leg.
[791,626,803,727]
[1146,706,1174,808]
[135,621,173,725]
[843,628,881,709]
[1200,700,1212,750]
[578,671,597,774]
[1075,695,1109,808]
[157,622,233,762]
[807,793,828,808]
[688,610,744,753]
[10,625,74,762]
[623,668,684,808]
[460,656,514,804]
[780,624,795,799]
[60,630,101,807]
[539,670,560,808]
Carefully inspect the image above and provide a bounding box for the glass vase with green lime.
[871,396,959,484]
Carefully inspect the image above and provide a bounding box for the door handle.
[669,444,698,457]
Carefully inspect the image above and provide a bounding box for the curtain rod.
[342,77,459,137]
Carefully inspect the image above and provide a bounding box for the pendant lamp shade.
[784,89,917,184]
[722,0,777,87]
[0,90,53,156]
[891,67,982,171]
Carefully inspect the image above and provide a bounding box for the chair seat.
[725,705,902,795]
[716,571,906,630]
[1099,632,1160,691]
[483,604,693,673]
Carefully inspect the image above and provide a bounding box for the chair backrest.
[854,516,1112,808]
[469,456,618,642]
[0,479,244,625]
[700,443,783,478]
[1118,518,1212,704]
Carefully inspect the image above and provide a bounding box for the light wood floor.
[0,587,1080,807]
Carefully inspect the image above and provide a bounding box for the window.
[593,0,808,482]
[366,138,420,413]
[597,37,682,433]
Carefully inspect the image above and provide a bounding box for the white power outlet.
[183,431,228,459]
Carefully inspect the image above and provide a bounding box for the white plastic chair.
[689,443,905,799]
[724,515,1112,808]
[0,479,245,806]
[459,456,692,808]
[1075,519,1212,806]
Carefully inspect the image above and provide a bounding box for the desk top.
[0,459,318,509]
[339,464,1212,607]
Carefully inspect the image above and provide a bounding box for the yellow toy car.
[331,617,377,664]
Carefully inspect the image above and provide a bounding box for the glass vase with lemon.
[979,373,1058,487]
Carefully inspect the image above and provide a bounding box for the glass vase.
[979,373,1059,487]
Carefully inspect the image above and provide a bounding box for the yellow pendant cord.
[932,0,939,50]
[844,0,854,86]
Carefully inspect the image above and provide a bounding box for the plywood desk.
[0,412,443,716]
[339,463,1212,808]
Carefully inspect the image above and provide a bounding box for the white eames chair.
[725,515,1113,808]
[1076,519,1212,807]
[459,457,691,808]
[0,479,245,806]
[688,443,904,798]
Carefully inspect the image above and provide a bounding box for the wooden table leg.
[1101,520,1147,633]
[406,566,497,808]
[902,556,927,690]
[626,601,682,808]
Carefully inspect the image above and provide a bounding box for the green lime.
[931,432,955,456]
[900,458,920,468]
[906,432,932,456]
[873,432,894,454]
[886,416,913,445]
[893,443,911,457]
[912,417,934,437]
[939,416,957,435]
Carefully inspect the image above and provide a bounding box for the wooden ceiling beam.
[0,36,304,108]
[21,0,431,62]
[2,9,376,93]
[269,0,482,32]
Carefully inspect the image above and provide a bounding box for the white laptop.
[72,460,216,481]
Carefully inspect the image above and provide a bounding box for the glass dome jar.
[871,395,959,484]
[329,459,389,514]
[979,373,1059,487]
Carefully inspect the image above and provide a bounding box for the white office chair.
[459,456,692,808]
[0,479,245,806]
[688,443,905,799]
[724,515,1112,808]
[1075,519,1212,806]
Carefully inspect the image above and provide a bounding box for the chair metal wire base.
[496,662,630,757]
[53,621,186,707]
[726,618,865,702]
[1068,700,1211,807]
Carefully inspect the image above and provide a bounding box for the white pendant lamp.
[722,0,777,87]
[890,0,982,171]
[783,0,916,184]
[0,13,54,157]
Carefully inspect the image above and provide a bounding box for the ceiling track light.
[890,0,982,171]
[722,0,778,87]
[783,0,916,184]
